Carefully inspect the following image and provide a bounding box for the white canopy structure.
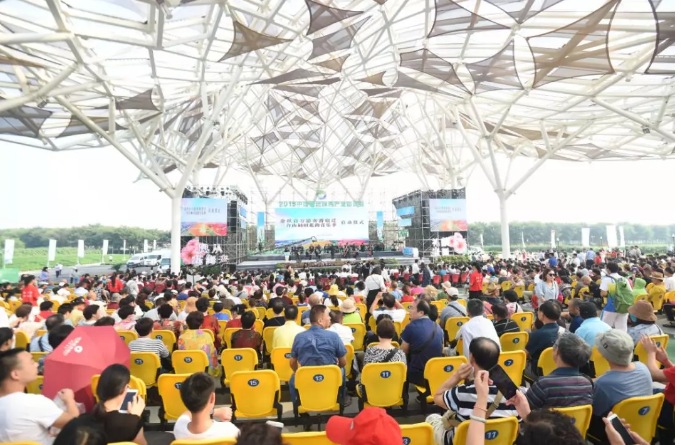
[0,0,675,270]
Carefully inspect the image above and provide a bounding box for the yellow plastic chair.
[415,356,468,411]
[514,285,525,300]
[172,350,209,374]
[116,330,138,346]
[158,373,191,422]
[433,300,447,312]
[393,321,403,338]
[664,290,675,303]
[610,394,665,444]
[356,303,367,321]
[511,312,533,332]
[498,351,526,387]
[263,326,277,356]
[554,405,592,438]
[367,341,400,349]
[36,329,47,338]
[91,374,147,402]
[280,432,334,445]
[500,332,529,352]
[26,376,44,394]
[130,352,161,387]
[221,348,258,387]
[501,281,512,291]
[344,344,355,379]
[230,370,282,420]
[223,327,240,348]
[358,362,408,410]
[256,307,266,320]
[9,300,21,313]
[254,319,264,335]
[590,346,610,378]
[445,317,469,344]
[218,320,228,340]
[293,365,344,418]
[30,352,48,363]
[172,439,236,445]
[400,422,434,445]
[152,330,177,352]
[271,347,295,383]
[14,331,29,350]
[537,347,557,376]
[368,315,377,333]
[453,417,519,445]
[634,334,669,368]
[347,323,366,351]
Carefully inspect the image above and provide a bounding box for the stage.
[236,251,419,271]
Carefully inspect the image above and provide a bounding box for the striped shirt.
[128,337,169,358]
[525,367,593,409]
[443,383,518,421]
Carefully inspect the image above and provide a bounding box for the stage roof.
[0,0,675,189]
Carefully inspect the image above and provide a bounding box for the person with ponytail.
[91,364,146,445]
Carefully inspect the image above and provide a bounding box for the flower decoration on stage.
[181,238,207,265]
[183,222,228,237]
[441,232,467,254]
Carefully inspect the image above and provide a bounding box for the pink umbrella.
[42,326,130,411]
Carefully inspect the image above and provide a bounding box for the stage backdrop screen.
[181,198,228,237]
[396,206,415,218]
[429,199,467,232]
[274,207,368,247]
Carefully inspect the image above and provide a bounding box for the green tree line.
[0,225,170,250]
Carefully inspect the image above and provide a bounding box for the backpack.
[606,275,635,314]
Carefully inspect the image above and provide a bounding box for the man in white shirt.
[0,349,79,445]
[73,286,88,297]
[599,262,630,331]
[126,276,139,297]
[411,259,420,275]
[327,310,354,344]
[454,299,500,359]
[173,372,239,440]
[370,293,406,323]
[664,267,675,291]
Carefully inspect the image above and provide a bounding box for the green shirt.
[343,312,362,325]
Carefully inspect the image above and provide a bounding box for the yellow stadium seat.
[158,373,191,422]
[498,351,526,387]
[9,300,21,312]
[634,335,669,368]
[230,370,282,420]
[293,365,343,417]
[223,327,240,348]
[528,283,535,293]
[263,326,277,356]
[433,300,447,312]
[172,350,209,374]
[415,356,468,411]
[116,330,138,346]
[514,285,525,300]
[178,300,187,311]
[266,308,276,320]
[280,432,334,445]
[453,417,519,445]
[610,394,664,444]
[368,315,377,333]
[500,332,529,352]
[590,346,610,378]
[664,290,675,303]
[501,281,512,291]
[26,376,44,394]
[221,348,258,387]
[537,347,557,377]
[634,294,647,304]
[14,331,29,350]
[358,362,408,411]
[402,302,414,312]
[356,303,367,321]
[400,422,434,445]
[344,344,355,379]
[130,352,161,387]
[92,374,147,402]
[445,317,469,344]
[511,312,533,332]
[554,405,592,438]
[35,329,47,338]
[256,307,266,320]
[271,347,295,383]
[347,323,366,351]
[30,352,48,363]
[218,320,228,340]
[367,341,400,349]
[152,330,176,352]
[144,301,153,309]
[254,319,264,335]
[393,321,403,338]
[172,439,236,445]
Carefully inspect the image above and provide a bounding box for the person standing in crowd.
[468,263,484,299]
[626,301,662,345]
[21,275,40,307]
[600,262,631,331]
[647,271,667,311]
[639,335,674,445]
[565,298,584,333]
[534,268,560,308]
[455,299,499,359]
[401,300,444,386]
[575,301,612,347]
[39,267,49,283]
[55,263,63,279]
[525,301,562,380]
[491,304,520,338]
[364,267,387,321]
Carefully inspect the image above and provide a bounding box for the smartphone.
[119,389,138,413]
[606,414,636,445]
[488,365,519,400]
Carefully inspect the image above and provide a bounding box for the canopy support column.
[498,192,511,259]
[170,195,182,274]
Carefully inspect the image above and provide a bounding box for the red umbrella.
[43,326,130,411]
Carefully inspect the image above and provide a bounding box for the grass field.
[5,247,127,272]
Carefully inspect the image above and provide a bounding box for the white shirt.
[74,287,88,297]
[327,324,354,344]
[411,263,420,274]
[126,280,139,297]
[143,308,178,322]
[373,307,406,323]
[0,308,8,328]
[365,274,386,292]
[455,315,500,359]
[0,392,64,445]
[665,276,675,291]
[56,288,70,298]
[173,414,239,440]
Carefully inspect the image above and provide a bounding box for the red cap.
[326,407,403,445]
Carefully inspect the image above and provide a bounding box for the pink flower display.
[452,233,467,254]
[181,238,206,265]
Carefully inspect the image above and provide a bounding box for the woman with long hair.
[91,364,146,445]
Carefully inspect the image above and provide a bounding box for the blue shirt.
[30,333,52,353]
[214,313,230,321]
[593,362,652,417]
[177,292,188,301]
[568,316,584,333]
[401,317,444,382]
[575,317,612,347]
[548,257,558,267]
[291,325,346,367]
[586,250,597,260]
[526,323,560,374]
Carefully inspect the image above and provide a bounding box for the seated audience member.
[0,348,79,444]
[173,372,239,440]
[79,305,103,326]
[230,311,262,353]
[401,300,444,386]
[94,317,116,326]
[588,329,653,444]
[30,314,64,353]
[340,298,362,325]
[364,319,407,365]
[272,306,305,349]
[53,415,107,445]
[107,294,121,310]
[177,312,220,377]
[564,298,584,333]
[525,301,562,379]
[69,298,87,326]
[522,333,593,409]
[178,296,197,322]
[91,364,146,445]
[57,303,74,327]
[575,301,611,347]
[129,318,170,366]
[38,325,74,375]
[0,328,13,351]
[301,293,322,325]
[626,301,662,345]
[428,337,518,445]
[455,299,500,357]
[236,423,284,445]
[639,335,674,445]
[290,305,348,406]
[326,309,353,345]
[226,304,245,328]
[439,287,467,330]
[38,301,55,321]
[212,302,229,322]
[152,304,184,338]
[491,304,520,337]
[143,297,175,322]
[196,297,221,349]
[503,289,524,316]
[12,304,42,339]
[647,271,666,310]
[370,293,406,323]
[264,298,286,328]
[114,306,137,331]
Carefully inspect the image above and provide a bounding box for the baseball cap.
[326,408,402,445]
[595,329,634,367]
[446,287,459,297]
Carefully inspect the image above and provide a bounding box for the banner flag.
[3,239,14,265]
[77,240,85,258]
[153,240,157,251]
[606,225,618,248]
[48,239,57,262]
[521,232,526,250]
[102,240,109,256]
[143,240,149,253]
[581,228,590,247]
[550,230,556,249]
[619,226,625,248]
